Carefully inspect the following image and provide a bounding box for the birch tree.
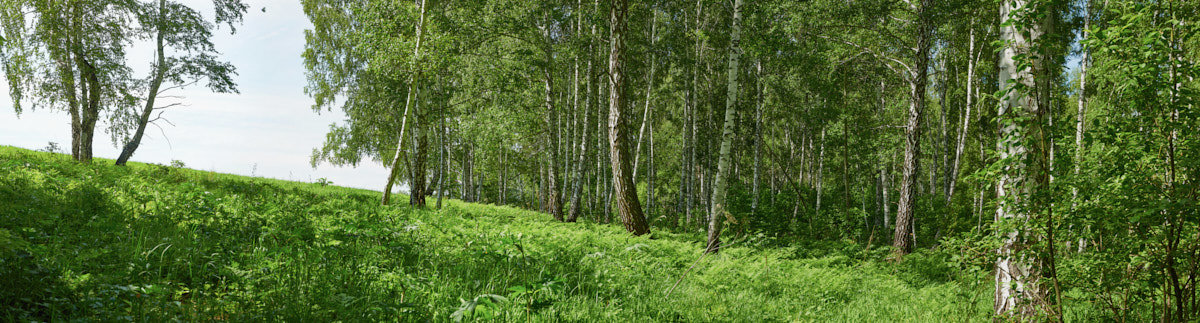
[994,0,1048,317]
[607,0,649,236]
[706,0,742,253]
[0,0,245,163]
[382,0,428,206]
[115,0,246,166]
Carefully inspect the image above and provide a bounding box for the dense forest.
[302,0,1199,319]
[2,0,1199,321]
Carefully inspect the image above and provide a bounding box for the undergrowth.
[0,146,989,321]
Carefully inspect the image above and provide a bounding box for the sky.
[0,0,396,191]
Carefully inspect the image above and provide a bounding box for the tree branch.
[808,33,911,76]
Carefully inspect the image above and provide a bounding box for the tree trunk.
[816,127,826,216]
[58,6,91,163]
[543,22,563,220]
[463,144,474,202]
[600,75,612,223]
[799,129,808,187]
[498,146,506,205]
[51,38,81,162]
[632,98,651,179]
[891,2,933,256]
[633,9,657,182]
[74,53,101,163]
[640,69,656,221]
[410,110,428,207]
[878,81,891,229]
[566,58,592,222]
[937,52,949,200]
[703,107,714,225]
[885,152,893,228]
[948,23,978,202]
[842,119,852,223]
[680,88,692,222]
[586,6,600,219]
[563,0,584,217]
[607,0,649,235]
[538,162,546,211]
[752,60,763,217]
[892,78,922,255]
[436,110,447,209]
[680,97,692,222]
[116,0,167,166]
[596,70,606,218]
[649,104,657,225]
[382,0,427,205]
[686,0,704,229]
[706,0,741,253]
[1073,3,1088,206]
[994,0,1046,317]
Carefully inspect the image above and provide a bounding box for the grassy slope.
[0,146,989,321]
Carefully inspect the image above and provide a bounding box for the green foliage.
[0,0,246,152]
[0,146,989,321]
[451,294,507,322]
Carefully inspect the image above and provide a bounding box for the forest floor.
[1,145,991,321]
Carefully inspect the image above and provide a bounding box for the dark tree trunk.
[117,1,167,166]
[892,3,933,257]
[410,115,428,207]
[607,0,649,235]
[544,45,564,220]
[73,53,101,163]
[463,144,474,202]
[436,113,447,209]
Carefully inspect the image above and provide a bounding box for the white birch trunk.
[382,0,427,205]
[994,0,1045,316]
[706,0,741,253]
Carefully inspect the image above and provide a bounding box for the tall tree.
[382,0,428,206]
[947,18,983,202]
[785,0,939,256]
[752,60,763,217]
[567,0,598,223]
[815,126,825,216]
[1,0,245,163]
[1,1,129,163]
[607,0,649,236]
[993,0,1048,317]
[684,0,704,227]
[890,0,935,257]
[542,11,564,221]
[1072,0,1089,205]
[706,0,742,253]
[437,110,447,209]
[115,0,246,166]
[566,0,590,223]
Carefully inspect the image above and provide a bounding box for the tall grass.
[0,146,989,321]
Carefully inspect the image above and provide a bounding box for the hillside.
[0,146,989,321]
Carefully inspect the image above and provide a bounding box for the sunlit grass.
[1,145,989,321]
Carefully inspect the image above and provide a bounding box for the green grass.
[0,145,990,321]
